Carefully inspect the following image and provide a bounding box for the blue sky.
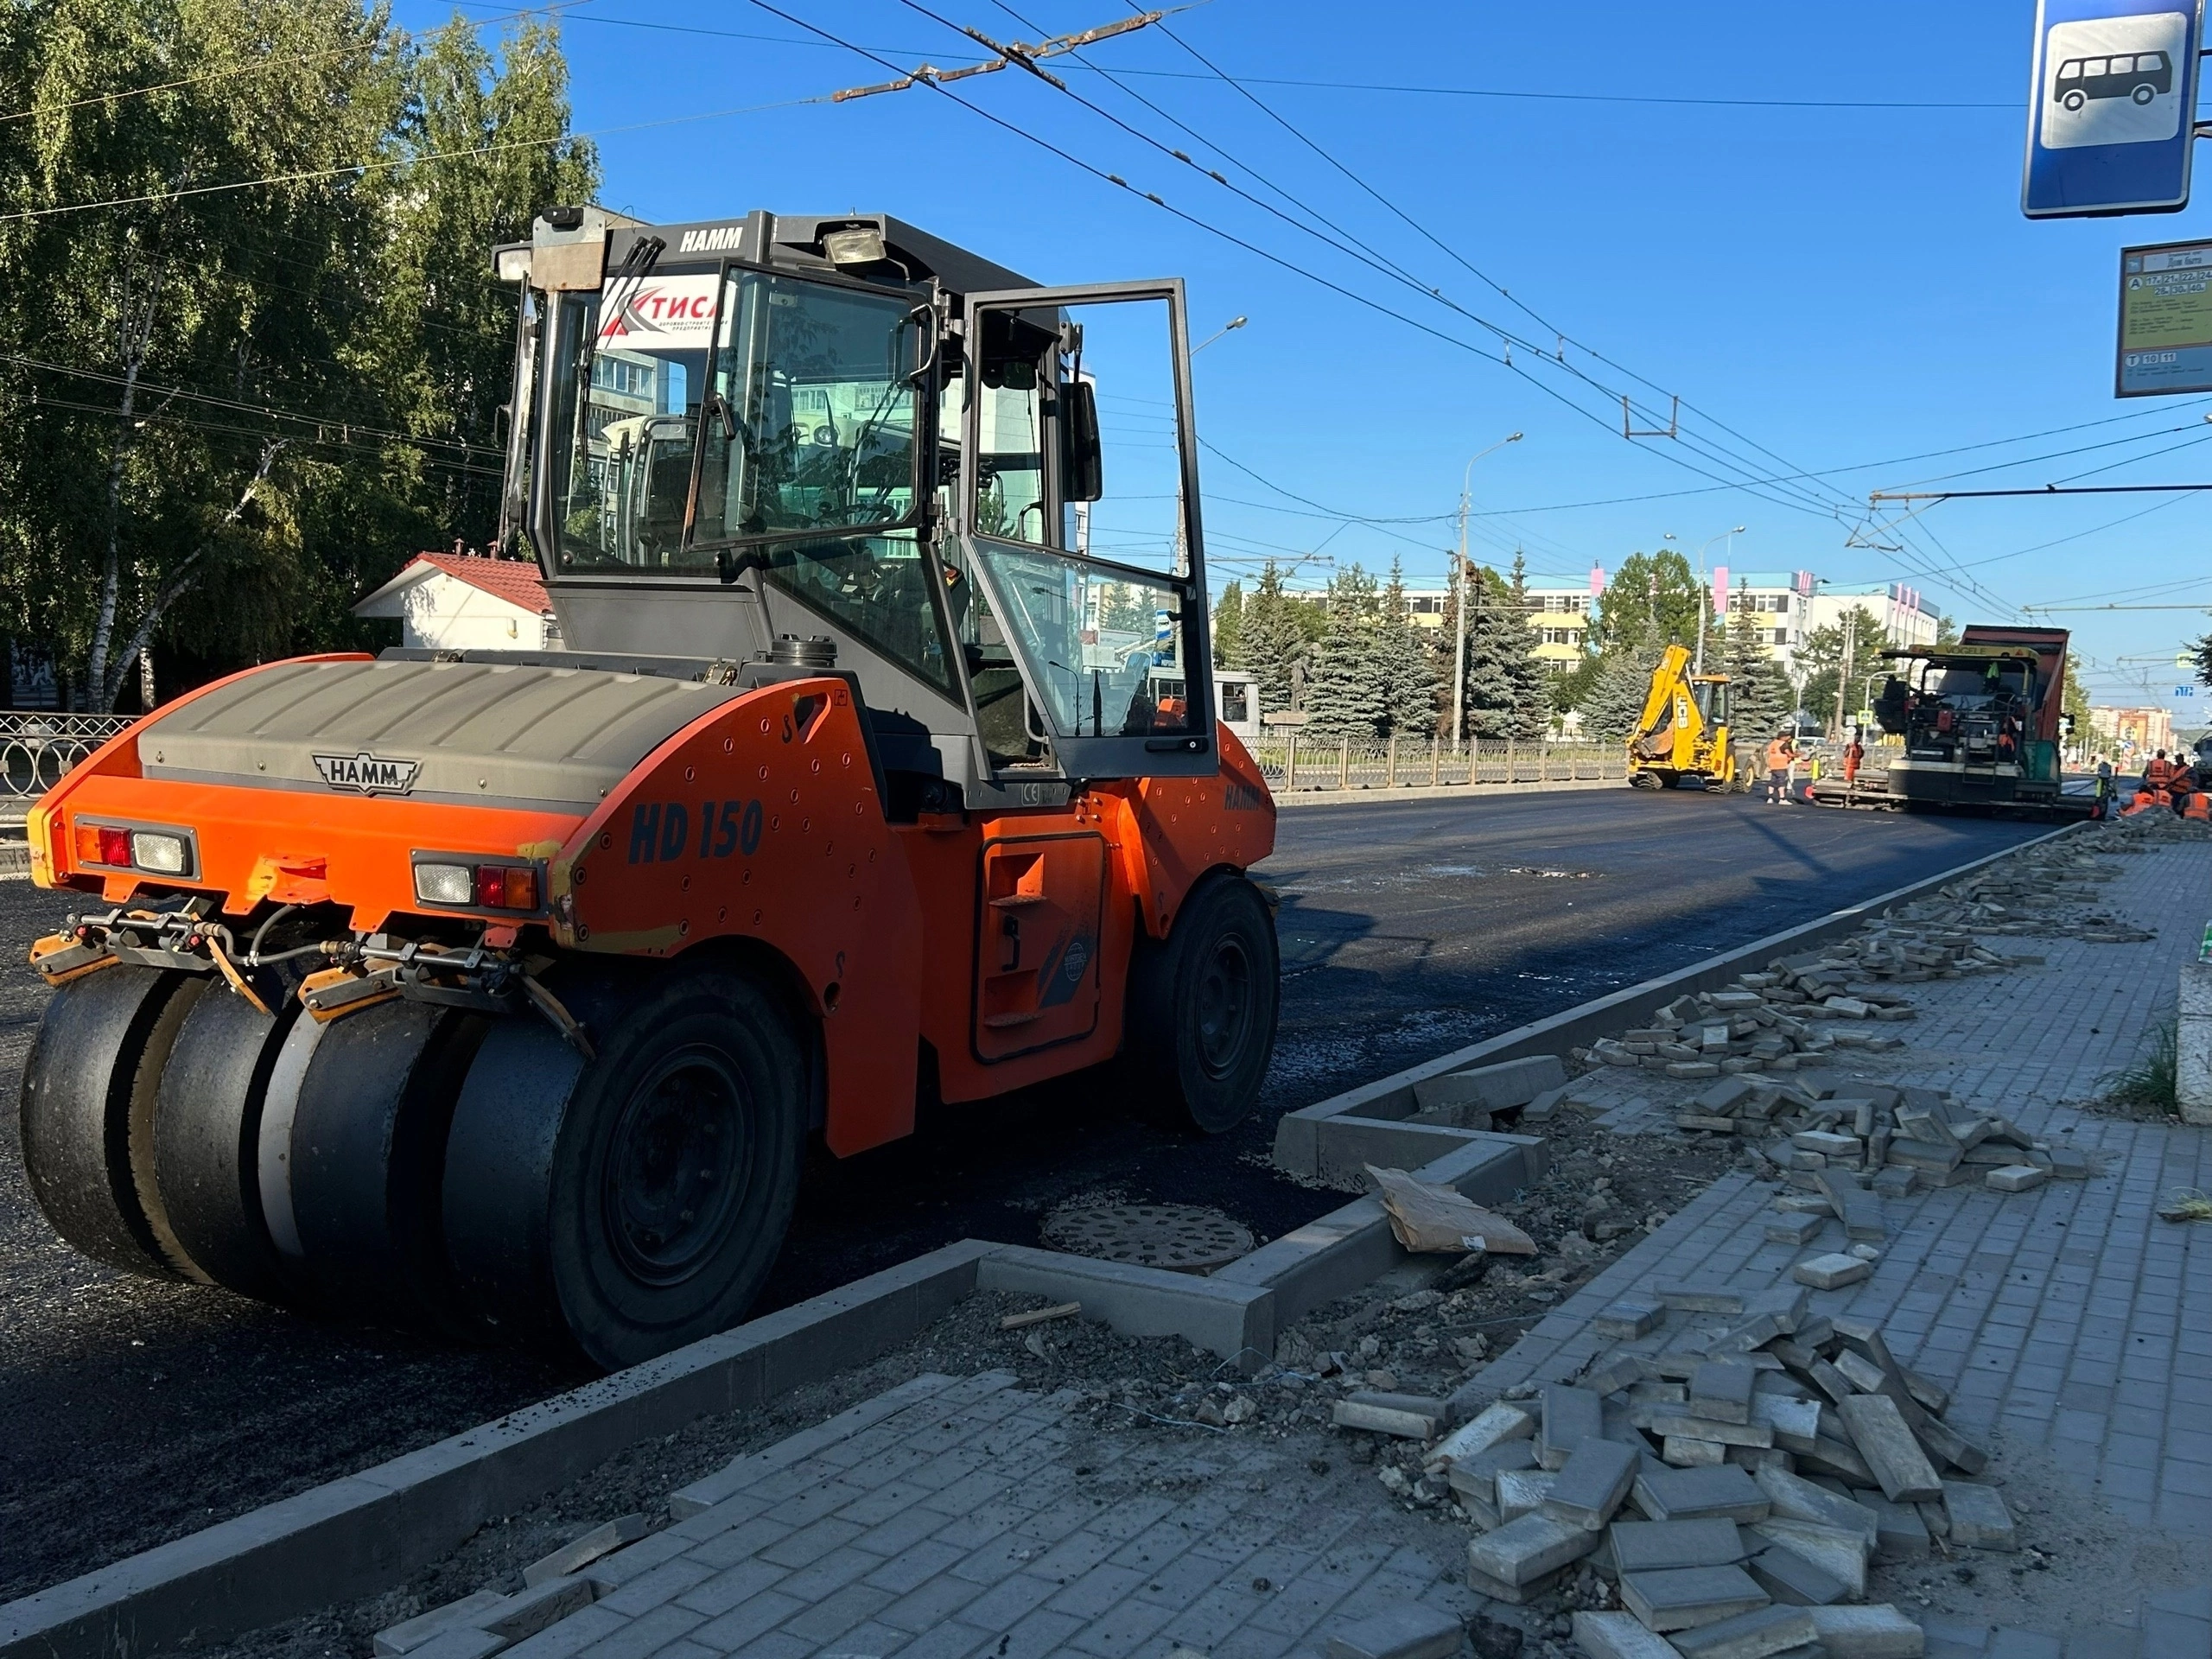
[415,0,2212,704]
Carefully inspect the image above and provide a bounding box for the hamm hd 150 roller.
[21,207,1279,1367]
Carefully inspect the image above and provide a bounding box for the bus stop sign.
[2023,0,2202,218]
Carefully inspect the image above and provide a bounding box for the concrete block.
[1446,1437,1538,1506]
[1797,1434,1875,1486]
[1914,1410,1989,1477]
[1665,1436,1730,1467]
[1827,1314,1898,1376]
[1618,1564,1772,1631]
[1807,1603,1928,1656]
[1870,1166,1916,1198]
[1465,1510,1602,1588]
[1793,1131,1862,1159]
[1657,1284,1745,1315]
[1595,1299,1665,1339]
[1774,1192,1836,1215]
[1751,1516,1871,1597]
[520,1516,646,1588]
[1985,1165,2046,1193]
[1695,1077,1760,1115]
[1585,1355,1648,1399]
[478,1575,594,1643]
[1833,1351,1889,1395]
[1497,1468,1558,1522]
[1765,1211,1827,1247]
[1650,1414,1775,1450]
[1750,1396,1822,1457]
[2045,1146,2090,1179]
[374,1592,508,1656]
[1413,1053,1566,1115]
[1748,1545,1849,1606]
[1462,1559,1564,1604]
[1836,1395,1944,1503]
[1432,1401,1535,1466]
[1724,1446,1794,1477]
[1606,1519,1749,1573]
[1885,1139,1961,1174]
[1692,1360,1758,1425]
[1942,1481,2017,1551]
[1793,1253,1872,1291]
[1672,1603,1820,1658]
[1540,1384,1605,1469]
[1865,1495,1929,1561]
[1754,1465,1878,1550]
[1633,1464,1771,1523]
[1571,1610,1682,1659]
[1332,1392,1447,1439]
[979,1243,1274,1368]
[1543,1436,1639,1530]
[1324,1602,1465,1659]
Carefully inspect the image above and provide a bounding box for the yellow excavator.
[1625,644,1749,791]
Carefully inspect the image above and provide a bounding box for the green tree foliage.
[0,0,596,709]
[1238,561,1308,715]
[1796,604,1893,733]
[1301,564,1386,741]
[1503,553,1550,740]
[2062,658,2094,754]
[1579,648,1661,744]
[1441,558,1546,741]
[1376,558,1438,738]
[1211,578,1243,668]
[1590,550,1700,652]
[1935,613,1960,646]
[1718,591,1784,739]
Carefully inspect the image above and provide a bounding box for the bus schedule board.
[2023,0,2202,218]
[2118,238,2212,394]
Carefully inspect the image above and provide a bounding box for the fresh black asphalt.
[0,788,2043,1599]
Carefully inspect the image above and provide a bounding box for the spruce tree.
[1377,558,1439,739]
[1239,562,1307,715]
[1580,648,1662,744]
[1302,564,1387,742]
[1719,592,1783,740]
[1459,565,1522,739]
[1503,553,1551,741]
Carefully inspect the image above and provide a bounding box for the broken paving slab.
[1690,1358,1758,1424]
[1571,1610,1683,1659]
[1764,1211,1827,1247]
[1539,1383,1605,1469]
[1670,1602,1820,1659]
[1633,1463,1771,1523]
[1497,1467,1559,1522]
[1465,1509,1602,1588]
[1747,1543,1849,1606]
[1836,1393,1945,1503]
[1807,1603,1928,1656]
[521,1514,646,1588]
[1605,1518,1749,1574]
[1544,1435,1641,1529]
[1618,1563,1773,1631]
[1594,1298,1665,1339]
[1754,1465,1878,1548]
[1942,1480,2018,1551]
[1793,1252,1872,1291]
[1332,1391,1447,1438]
[1656,1283,1745,1314]
[1749,1516,1869,1599]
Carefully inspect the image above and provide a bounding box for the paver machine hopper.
[19,208,1281,1367]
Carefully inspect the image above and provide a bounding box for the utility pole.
[1451,432,1522,749]
[1833,607,1857,740]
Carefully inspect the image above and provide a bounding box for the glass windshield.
[968,541,1193,740]
[696,270,922,547]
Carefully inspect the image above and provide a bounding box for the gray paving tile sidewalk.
[465,831,2209,1659]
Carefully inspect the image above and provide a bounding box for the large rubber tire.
[285,1000,489,1331]
[152,988,303,1303]
[443,965,807,1369]
[20,966,208,1281]
[1125,873,1281,1135]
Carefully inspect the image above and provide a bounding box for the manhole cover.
[1039,1203,1255,1274]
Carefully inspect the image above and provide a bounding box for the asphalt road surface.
[0,788,2044,1599]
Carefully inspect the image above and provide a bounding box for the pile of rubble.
[1376,1288,2009,1656]
[1888,841,2153,942]
[1675,1071,2085,1200]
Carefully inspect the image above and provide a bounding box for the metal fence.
[1,713,134,799]
[1243,734,1619,794]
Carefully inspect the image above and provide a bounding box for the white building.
[353,553,558,651]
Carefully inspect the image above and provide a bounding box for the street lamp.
[1453,432,1525,750]
[1663,525,1745,676]
[1193,315,1248,355]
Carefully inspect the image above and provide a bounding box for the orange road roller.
[20,208,1279,1368]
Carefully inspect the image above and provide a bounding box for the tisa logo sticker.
[311,751,421,795]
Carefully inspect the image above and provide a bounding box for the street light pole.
[1664,525,1745,677]
[1452,432,1523,751]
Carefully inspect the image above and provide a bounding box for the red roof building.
[353,554,556,651]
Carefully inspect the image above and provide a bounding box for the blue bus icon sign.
[2024,0,2202,218]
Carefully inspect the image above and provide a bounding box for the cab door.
[973,828,1108,1062]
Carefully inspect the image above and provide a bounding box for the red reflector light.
[474,864,537,910]
[76,824,133,866]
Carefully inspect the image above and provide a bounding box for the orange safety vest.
[2188,793,2211,823]
[1764,739,1792,772]
[2146,758,2173,787]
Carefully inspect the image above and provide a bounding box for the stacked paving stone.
[1882,842,2153,943]
[1669,1071,2085,1199]
[1427,1288,2012,1656]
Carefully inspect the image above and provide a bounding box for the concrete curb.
[1274,776,1622,808]
[1271,821,2083,1176]
[0,1242,995,1659]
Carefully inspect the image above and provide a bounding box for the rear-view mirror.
[1061,378,1103,502]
